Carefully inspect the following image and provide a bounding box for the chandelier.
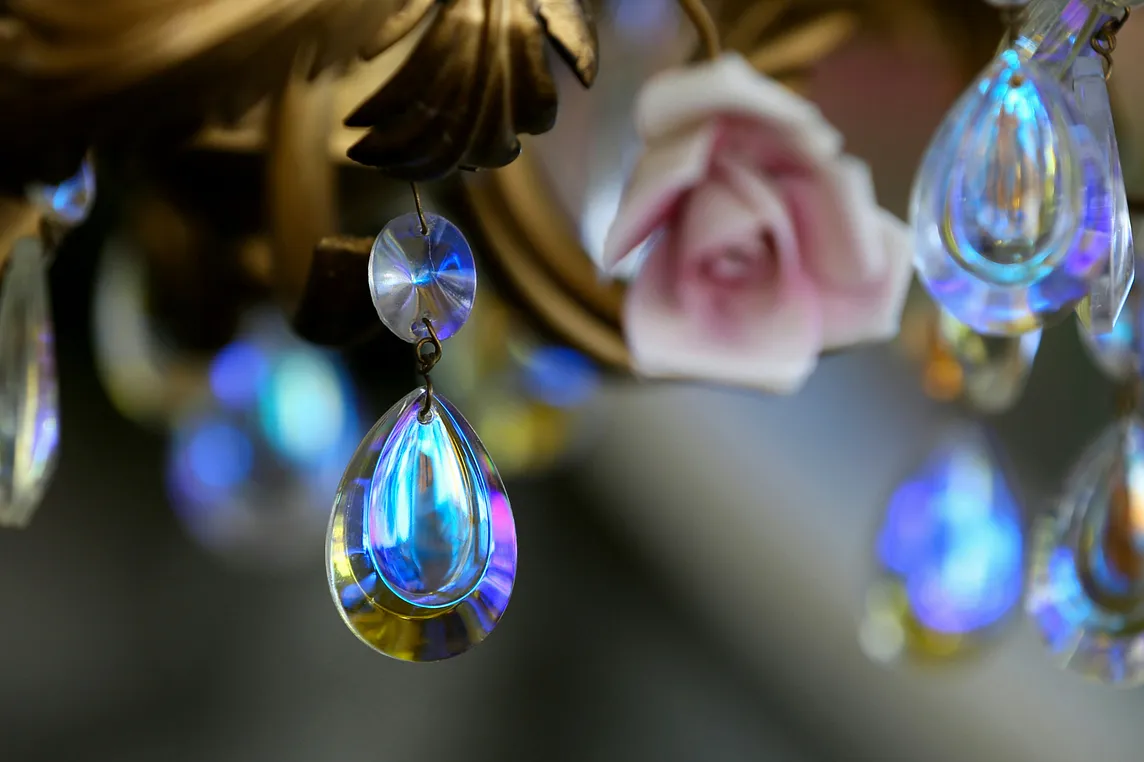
[1,0,1142,689]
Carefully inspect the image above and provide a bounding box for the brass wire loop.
[1092,8,1130,79]
[415,317,442,423]
[410,181,429,236]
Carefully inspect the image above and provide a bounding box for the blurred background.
[4,1,1144,761]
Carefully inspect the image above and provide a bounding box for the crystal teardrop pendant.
[911,49,1112,335]
[1072,55,1134,334]
[326,387,516,661]
[0,238,59,527]
[1029,417,1144,685]
[861,426,1024,663]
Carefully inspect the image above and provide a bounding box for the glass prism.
[911,50,1112,335]
[1029,417,1144,685]
[26,158,96,227]
[368,212,476,343]
[326,387,516,661]
[1072,55,1134,334]
[0,238,59,527]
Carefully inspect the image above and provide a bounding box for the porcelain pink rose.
[603,53,913,393]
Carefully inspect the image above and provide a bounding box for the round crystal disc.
[368,212,476,343]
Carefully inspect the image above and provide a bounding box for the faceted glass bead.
[326,387,516,661]
[1029,418,1144,685]
[937,310,1041,414]
[26,158,95,227]
[1072,56,1134,334]
[0,238,59,527]
[368,212,476,343]
[911,49,1112,335]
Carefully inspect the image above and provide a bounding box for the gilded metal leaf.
[344,0,599,180]
[0,0,404,183]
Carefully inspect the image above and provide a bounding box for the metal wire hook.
[1093,7,1130,80]
[415,317,442,422]
[410,182,429,236]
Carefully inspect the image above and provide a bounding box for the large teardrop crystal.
[1029,417,1144,685]
[326,387,516,661]
[911,50,1111,335]
[0,238,59,527]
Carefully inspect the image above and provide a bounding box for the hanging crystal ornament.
[1028,413,1144,685]
[861,424,1025,663]
[911,0,1115,336]
[1075,13,1134,335]
[0,158,95,527]
[327,186,516,661]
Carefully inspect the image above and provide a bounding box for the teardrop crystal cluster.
[911,49,1111,335]
[0,238,59,527]
[861,426,1024,662]
[327,388,516,661]
[1029,418,1144,685]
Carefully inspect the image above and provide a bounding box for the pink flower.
[604,53,913,393]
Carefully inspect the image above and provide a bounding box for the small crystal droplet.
[863,426,1024,662]
[936,310,1041,414]
[912,50,1111,335]
[0,238,59,527]
[1029,418,1144,685]
[368,212,476,343]
[327,387,516,661]
[26,159,96,227]
[1079,282,1143,382]
[1072,56,1135,334]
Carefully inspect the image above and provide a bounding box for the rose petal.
[636,53,842,161]
[602,122,718,270]
[783,155,887,287]
[624,232,824,394]
[676,158,798,272]
[819,212,914,349]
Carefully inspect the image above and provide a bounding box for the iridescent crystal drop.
[911,49,1111,335]
[327,387,516,661]
[861,426,1024,662]
[1029,417,1144,685]
[368,212,477,343]
[0,238,59,527]
[1073,55,1134,334]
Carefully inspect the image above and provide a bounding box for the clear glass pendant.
[1029,417,1144,685]
[368,212,476,343]
[911,49,1111,335]
[0,238,59,527]
[1072,55,1134,334]
[861,425,1024,662]
[326,387,516,661]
